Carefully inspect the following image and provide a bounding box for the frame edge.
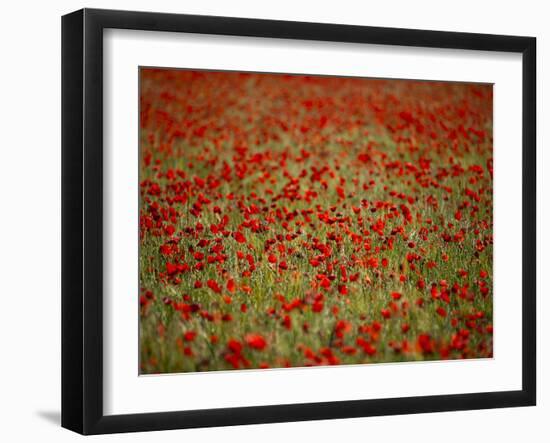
[521,36,537,406]
[61,8,85,435]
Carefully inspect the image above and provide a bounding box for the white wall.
[0,0,546,441]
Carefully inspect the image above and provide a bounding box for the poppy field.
[139,68,493,374]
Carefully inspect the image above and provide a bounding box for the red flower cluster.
[139,69,494,374]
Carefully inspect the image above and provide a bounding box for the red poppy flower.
[184,331,196,342]
[245,334,267,350]
[233,231,246,243]
[226,278,236,293]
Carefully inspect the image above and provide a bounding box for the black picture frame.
[62,8,536,435]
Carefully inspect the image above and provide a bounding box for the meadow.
[139,68,493,373]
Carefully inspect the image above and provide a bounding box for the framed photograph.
[62,8,536,435]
